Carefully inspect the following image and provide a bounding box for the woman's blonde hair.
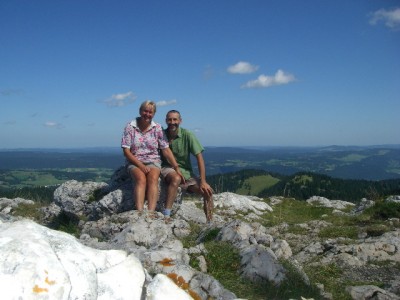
[139,100,157,113]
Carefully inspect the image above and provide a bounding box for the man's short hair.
[167,110,181,119]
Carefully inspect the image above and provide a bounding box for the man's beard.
[168,124,178,131]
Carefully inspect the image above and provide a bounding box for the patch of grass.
[262,198,333,226]
[12,202,44,221]
[236,175,280,195]
[287,225,308,235]
[305,262,352,300]
[318,225,358,239]
[180,222,202,248]
[204,241,240,286]
[204,240,321,299]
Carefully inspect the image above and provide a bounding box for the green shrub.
[202,227,221,242]
[48,212,81,236]
[365,224,389,237]
[365,201,400,219]
[88,188,105,203]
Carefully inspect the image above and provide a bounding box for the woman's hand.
[140,164,151,174]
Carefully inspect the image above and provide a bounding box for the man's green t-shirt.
[162,127,204,180]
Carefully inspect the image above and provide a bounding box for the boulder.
[346,285,400,300]
[306,196,355,210]
[53,166,183,221]
[0,219,145,299]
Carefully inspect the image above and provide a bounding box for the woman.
[121,100,183,214]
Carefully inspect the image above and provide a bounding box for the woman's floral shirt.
[121,118,169,164]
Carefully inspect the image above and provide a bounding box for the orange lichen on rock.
[159,257,175,266]
[189,289,202,300]
[32,285,48,293]
[167,272,201,300]
[32,270,56,293]
[45,276,56,285]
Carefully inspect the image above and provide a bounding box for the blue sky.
[1,0,399,149]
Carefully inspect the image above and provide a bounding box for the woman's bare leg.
[145,167,161,211]
[131,168,147,211]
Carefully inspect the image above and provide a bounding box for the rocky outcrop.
[1,167,400,300]
[53,166,183,221]
[0,219,146,299]
[0,197,34,215]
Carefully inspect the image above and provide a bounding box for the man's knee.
[166,173,181,186]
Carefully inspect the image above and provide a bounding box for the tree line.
[1,169,399,204]
[208,169,400,202]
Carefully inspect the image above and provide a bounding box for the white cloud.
[101,91,137,107]
[43,121,63,129]
[369,7,400,30]
[227,61,259,74]
[241,69,296,89]
[156,99,177,107]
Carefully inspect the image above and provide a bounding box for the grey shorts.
[126,162,161,173]
[161,167,199,191]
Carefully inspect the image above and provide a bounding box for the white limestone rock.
[306,196,355,210]
[0,219,145,300]
[146,274,193,300]
[214,192,273,215]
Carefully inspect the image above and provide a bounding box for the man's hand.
[200,181,213,198]
[174,167,186,184]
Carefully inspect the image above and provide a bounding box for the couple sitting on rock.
[121,100,214,222]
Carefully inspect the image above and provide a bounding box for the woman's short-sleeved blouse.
[121,118,169,164]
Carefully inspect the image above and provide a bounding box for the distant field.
[236,175,280,195]
[0,168,114,189]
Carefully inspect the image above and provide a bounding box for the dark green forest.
[207,169,400,202]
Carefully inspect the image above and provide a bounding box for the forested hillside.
[207,169,400,202]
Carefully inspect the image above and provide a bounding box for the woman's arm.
[161,147,185,183]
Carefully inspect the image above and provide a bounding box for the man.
[161,110,214,222]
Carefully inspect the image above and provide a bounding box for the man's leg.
[187,184,214,222]
[203,194,214,222]
[163,171,181,215]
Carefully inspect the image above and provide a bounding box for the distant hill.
[202,145,400,181]
[207,169,400,202]
[0,145,399,181]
